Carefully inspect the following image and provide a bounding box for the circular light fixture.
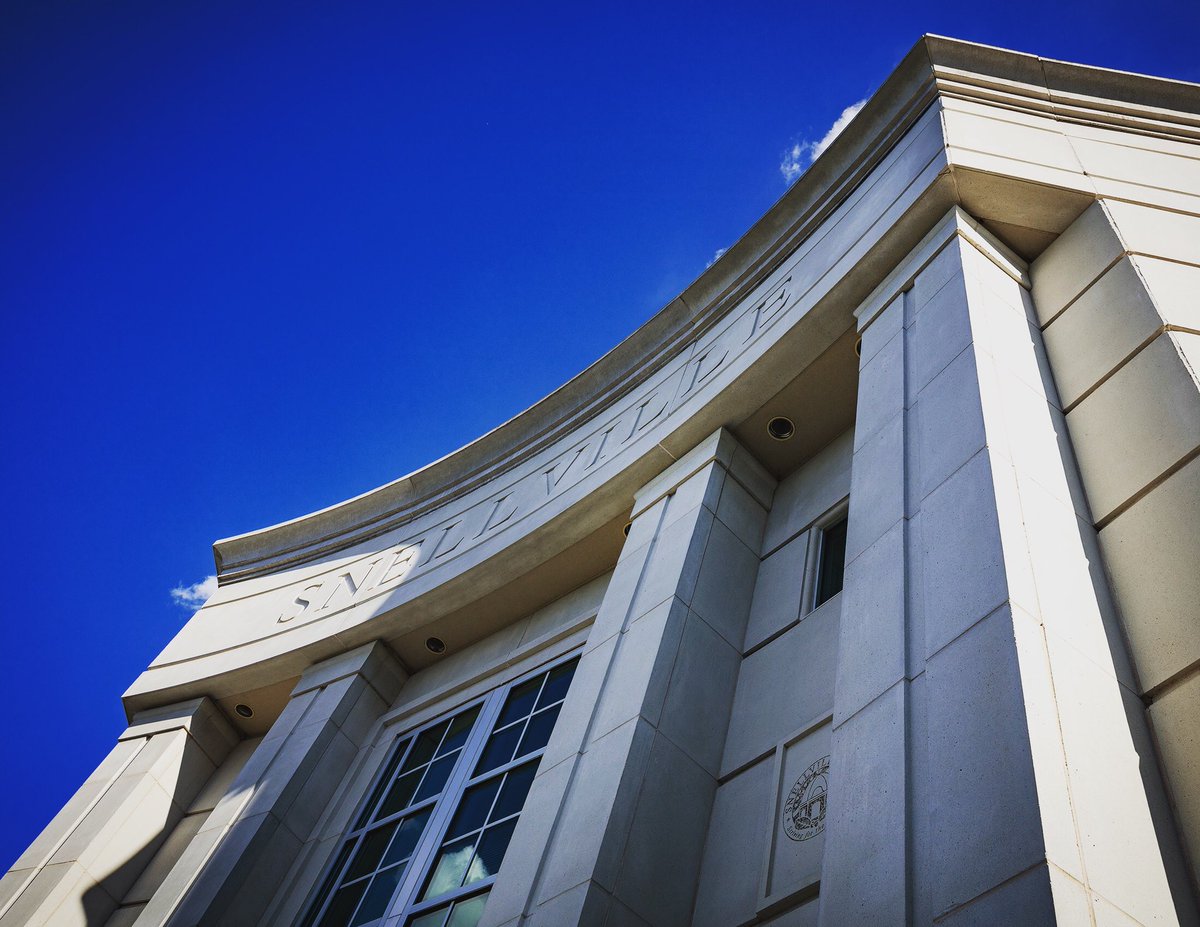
[234,704,254,719]
[622,521,632,537]
[767,416,796,441]
[425,636,447,654]
[854,335,863,358]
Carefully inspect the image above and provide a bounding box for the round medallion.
[782,754,830,842]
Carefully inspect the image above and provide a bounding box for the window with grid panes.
[301,655,580,927]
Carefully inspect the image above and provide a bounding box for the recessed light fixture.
[425,636,447,654]
[854,335,863,358]
[622,521,632,537]
[767,416,796,441]
[234,704,254,719]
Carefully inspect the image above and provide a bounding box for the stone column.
[480,429,774,927]
[0,698,237,927]
[140,640,406,927]
[820,208,1183,925]
[1031,199,1200,908]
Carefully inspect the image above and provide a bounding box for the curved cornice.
[213,35,1200,584]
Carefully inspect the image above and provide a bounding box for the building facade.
[4,35,1200,927]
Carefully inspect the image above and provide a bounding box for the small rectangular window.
[302,655,579,927]
[814,516,847,607]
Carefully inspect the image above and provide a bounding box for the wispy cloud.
[170,575,217,609]
[706,247,727,269]
[780,100,867,184]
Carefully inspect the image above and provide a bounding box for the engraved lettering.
[433,522,465,558]
[473,493,517,539]
[544,445,587,495]
[743,278,791,343]
[320,571,362,611]
[378,544,420,585]
[623,393,668,442]
[783,755,830,842]
[277,583,323,623]
[586,425,616,470]
[683,346,729,396]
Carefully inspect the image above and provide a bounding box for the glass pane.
[440,706,480,755]
[345,821,398,881]
[378,770,423,819]
[491,763,536,821]
[351,865,404,926]
[473,724,522,776]
[815,517,848,606]
[413,753,458,804]
[446,778,502,840]
[422,836,476,901]
[409,906,449,927]
[317,880,368,927]
[465,819,517,885]
[354,742,407,830]
[381,809,431,868]
[535,661,577,710]
[496,677,541,728]
[404,723,447,772]
[515,704,560,759]
[446,892,490,927]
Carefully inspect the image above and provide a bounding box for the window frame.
[301,649,581,927]
[803,498,849,616]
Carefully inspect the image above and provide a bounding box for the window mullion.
[387,688,506,921]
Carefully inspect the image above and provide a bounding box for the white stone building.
[4,35,1200,927]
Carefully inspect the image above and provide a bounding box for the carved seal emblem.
[782,755,830,841]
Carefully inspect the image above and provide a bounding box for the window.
[302,656,580,927]
[813,515,847,607]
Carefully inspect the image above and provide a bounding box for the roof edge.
[212,34,1200,581]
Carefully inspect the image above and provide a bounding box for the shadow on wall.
[56,733,259,927]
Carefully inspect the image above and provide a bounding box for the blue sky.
[1,0,1197,870]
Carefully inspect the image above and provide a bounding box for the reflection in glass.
[446,892,489,927]
[422,837,476,900]
[319,882,368,927]
[465,819,517,886]
[308,661,577,927]
[516,704,560,758]
[491,763,536,821]
[351,866,404,926]
[496,678,541,728]
[473,725,521,776]
[446,779,502,841]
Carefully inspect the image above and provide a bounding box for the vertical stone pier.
[480,430,774,926]
[820,208,1186,926]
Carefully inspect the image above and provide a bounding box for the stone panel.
[1042,257,1164,408]
[744,534,808,652]
[1149,671,1200,892]
[927,607,1046,917]
[1098,454,1200,692]
[762,430,853,556]
[1066,331,1200,523]
[723,599,839,776]
[693,759,772,927]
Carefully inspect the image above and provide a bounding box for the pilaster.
[0,698,236,927]
[821,208,1182,926]
[142,641,406,927]
[1032,199,1200,915]
[480,429,775,927]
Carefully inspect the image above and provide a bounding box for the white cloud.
[170,575,218,609]
[706,247,727,268]
[779,100,867,184]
